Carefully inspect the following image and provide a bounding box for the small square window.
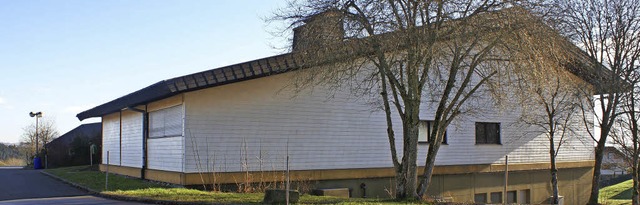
[474,193,487,203]
[476,122,501,144]
[507,190,517,203]
[418,120,447,144]
[490,192,502,203]
[518,189,531,204]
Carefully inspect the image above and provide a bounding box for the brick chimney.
[292,9,345,51]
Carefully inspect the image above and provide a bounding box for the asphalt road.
[0,167,145,204]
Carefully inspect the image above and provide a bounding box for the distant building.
[45,123,101,168]
[601,146,628,178]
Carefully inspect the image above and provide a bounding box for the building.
[601,146,628,178]
[77,10,604,204]
[44,123,101,168]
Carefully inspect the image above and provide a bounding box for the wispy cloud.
[0,97,14,110]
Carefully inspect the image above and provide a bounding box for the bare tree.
[611,112,639,204]
[21,117,59,159]
[610,67,640,204]
[508,16,596,203]
[516,64,588,204]
[554,0,640,204]
[273,0,559,199]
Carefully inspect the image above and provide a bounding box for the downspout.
[128,106,148,180]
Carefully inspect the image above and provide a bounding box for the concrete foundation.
[100,161,593,204]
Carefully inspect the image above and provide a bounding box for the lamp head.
[29,112,42,118]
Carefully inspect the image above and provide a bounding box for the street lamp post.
[29,112,42,169]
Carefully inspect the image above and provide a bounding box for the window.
[518,189,530,204]
[475,122,501,144]
[474,193,487,203]
[149,105,183,138]
[507,191,517,203]
[418,120,447,144]
[490,192,502,203]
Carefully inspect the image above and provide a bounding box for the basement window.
[507,190,517,203]
[518,189,531,204]
[490,192,502,203]
[475,122,501,144]
[149,105,183,138]
[418,120,447,144]
[474,193,487,203]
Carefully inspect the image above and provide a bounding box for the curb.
[40,170,236,205]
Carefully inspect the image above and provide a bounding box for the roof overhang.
[76,53,298,121]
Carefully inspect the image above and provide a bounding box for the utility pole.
[29,112,43,169]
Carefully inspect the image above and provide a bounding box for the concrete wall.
[100,162,592,204]
[317,166,592,204]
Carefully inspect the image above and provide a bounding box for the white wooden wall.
[147,137,183,172]
[120,110,143,168]
[101,110,144,168]
[181,71,595,173]
[100,70,594,173]
[102,113,121,165]
[146,96,185,172]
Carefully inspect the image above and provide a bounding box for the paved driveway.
[0,167,146,204]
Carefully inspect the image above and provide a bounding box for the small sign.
[90,144,97,155]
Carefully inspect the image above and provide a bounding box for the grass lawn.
[45,165,430,204]
[600,180,633,205]
[44,165,167,192]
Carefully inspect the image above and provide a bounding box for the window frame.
[149,105,184,139]
[518,189,531,204]
[474,193,487,203]
[506,190,517,203]
[475,122,501,145]
[490,192,503,204]
[418,120,447,144]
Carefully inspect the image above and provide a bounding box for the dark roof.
[45,123,102,147]
[77,50,613,121]
[77,53,299,120]
[77,10,615,121]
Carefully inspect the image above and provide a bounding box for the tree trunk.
[633,164,639,205]
[588,137,607,205]
[633,126,639,205]
[417,134,442,198]
[551,168,559,204]
[550,141,559,205]
[395,165,417,199]
[396,120,419,199]
[629,97,640,205]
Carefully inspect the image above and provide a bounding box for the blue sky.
[0,0,289,143]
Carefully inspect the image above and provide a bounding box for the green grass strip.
[600,179,633,205]
[44,165,430,204]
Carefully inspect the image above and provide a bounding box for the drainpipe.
[127,106,148,180]
[360,183,367,198]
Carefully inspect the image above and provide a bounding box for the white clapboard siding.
[148,136,184,172]
[120,111,143,168]
[181,71,594,173]
[102,113,121,165]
